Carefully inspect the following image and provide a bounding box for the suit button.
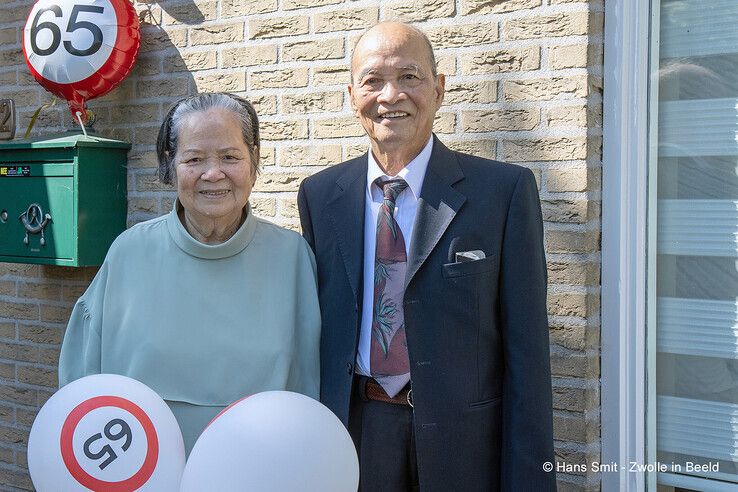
[346,363,354,375]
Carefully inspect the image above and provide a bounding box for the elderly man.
[298,21,555,491]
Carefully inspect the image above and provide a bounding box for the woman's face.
[174,107,256,233]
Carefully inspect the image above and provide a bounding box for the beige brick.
[129,198,158,215]
[259,120,309,140]
[315,8,379,33]
[550,323,588,352]
[130,55,161,77]
[283,92,344,114]
[0,89,37,108]
[548,261,599,287]
[542,199,589,223]
[163,1,217,25]
[19,324,64,345]
[553,386,597,412]
[139,27,187,52]
[0,281,14,297]
[0,28,17,46]
[0,71,16,87]
[346,145,367,159]
[281,199,300,219]
[260,146,276,167]
[313,117,364,138]
[504,12,589,40]
[165,51,218,73]
[547,105,587,128]
[0,468,33,490]
[127,152,158,170]
[136,174,177,192]
[553,413,594,443]
[249,95,278,116]
[436,54,456,76]
[0,384,36,406]
[384,0,455,22]
[0,302,37,321]
[0,5,33,23]
[250,68,309,89]
[461,0,541,15]
[109,104,158,125]
[250,198,277,217]
[280,145,342,166]
[0,264,39,277]
[444,139,496,159]
[17,282,60,301]
[254,172,309,192]
[284,0,342,8]
[40,304,72,323]
[194,73,247,92]
[314,66,351,86]
[133,126,159,146]
[18,366,57,388]
[460,48,540,75]
[426,23,498,49]
[505,74,590,101]
[550,45,589,70]
[222,0,277,17]
[545,230,599,254]
[505,138,588,162]
[548,292,588,318]
[283,39,345,62]
[41,266,98,281]
[547,168,588,192]
[137,78,189,99]
[222,45,278,69]
[0,426,28,446]
[444,81,497,105]
[0,49,23,68]
[0,323,14,340]
[249,16,309,39]
[191,23,243,45]
[433,112,455,134]
[551,351,599,379]
[462,109,540,132]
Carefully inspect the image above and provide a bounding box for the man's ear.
[435,74,446,107]
[348,84,358,115]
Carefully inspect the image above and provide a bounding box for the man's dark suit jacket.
[297,136,556,491]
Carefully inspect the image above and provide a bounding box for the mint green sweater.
[59,202,321,454]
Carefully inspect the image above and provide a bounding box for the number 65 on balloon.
[22,0,140,126]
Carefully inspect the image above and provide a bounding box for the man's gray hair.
[156,93,260,184]
[350,21,438,83]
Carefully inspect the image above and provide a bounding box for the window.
[652,1,738,489]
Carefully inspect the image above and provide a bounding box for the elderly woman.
[59,93,320,453]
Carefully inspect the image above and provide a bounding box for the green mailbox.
[0,133,128,266]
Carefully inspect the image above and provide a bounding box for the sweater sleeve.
[287,238,322,400]
[58,265,107,388]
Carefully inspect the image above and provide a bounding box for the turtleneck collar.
[166,199,257,259]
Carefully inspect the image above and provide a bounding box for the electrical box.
[0,133,128,266]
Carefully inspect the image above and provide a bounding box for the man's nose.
[377,81,403,104]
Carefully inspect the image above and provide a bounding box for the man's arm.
[498,168,556,490]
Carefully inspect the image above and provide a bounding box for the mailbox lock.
[18,204,52,247]
[0,210,7,223]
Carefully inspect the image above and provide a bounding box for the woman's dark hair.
[156,93,260,184]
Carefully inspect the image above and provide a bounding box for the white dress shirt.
[355,136,434,376]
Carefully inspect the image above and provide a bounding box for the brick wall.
[0,0,603,489]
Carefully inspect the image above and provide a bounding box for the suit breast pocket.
[442,254,497,279]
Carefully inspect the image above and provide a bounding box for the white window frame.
[601,0,652,490]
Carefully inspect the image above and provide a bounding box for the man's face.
[349,25,445,161]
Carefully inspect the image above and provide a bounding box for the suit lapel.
[406,137,466,288]
[326,156,368,300]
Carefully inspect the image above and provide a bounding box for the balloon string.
[24,97,57,139]
[75,111,88,138]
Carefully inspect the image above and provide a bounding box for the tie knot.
[378,179,408,203]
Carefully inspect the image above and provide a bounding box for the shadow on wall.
[59,1,208,225]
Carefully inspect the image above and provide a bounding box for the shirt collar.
[366,135,434,200]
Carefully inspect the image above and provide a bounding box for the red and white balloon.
[22,0,140,125]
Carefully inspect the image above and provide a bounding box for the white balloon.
[28,374,185,492]
[181,391,359,492]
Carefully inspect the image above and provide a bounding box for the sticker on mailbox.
[0,166,31,177]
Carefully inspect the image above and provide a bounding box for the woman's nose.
[200,161,226,181]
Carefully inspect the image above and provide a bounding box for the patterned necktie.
[370,179,411,397]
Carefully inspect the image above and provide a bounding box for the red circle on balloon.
[60,395,159,492]
[22,0,140,121]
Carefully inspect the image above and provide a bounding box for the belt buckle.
[406,389,413,408]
